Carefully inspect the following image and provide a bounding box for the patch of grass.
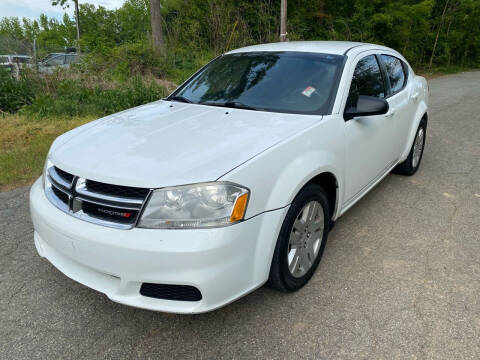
[0,115,94,191]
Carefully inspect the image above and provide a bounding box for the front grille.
[45,165,151,229]
[54,166,74,184]
[140,283,202,302]
[52,186,69,205]
[82,201,139,225]
[85,179,149,199]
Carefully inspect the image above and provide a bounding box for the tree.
[149,0,165,53]
[429,0,450,68]
[51,0,80,51]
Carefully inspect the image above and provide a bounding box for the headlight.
[42,158,52,189]
[138,182,249,229]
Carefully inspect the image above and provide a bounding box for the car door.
[46,55,66,73]
[343,53,398,205]
[379,54,414,154]
[65,55,80,67]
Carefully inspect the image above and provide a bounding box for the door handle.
[412,92,419,100]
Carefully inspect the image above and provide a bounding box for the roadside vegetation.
[0,0,479,189]
[0,115,93,191]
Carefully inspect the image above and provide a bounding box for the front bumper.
[30,178,287,313]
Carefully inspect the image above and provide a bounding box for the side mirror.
[344,95,389,121]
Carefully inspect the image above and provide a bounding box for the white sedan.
[30,41,428,313]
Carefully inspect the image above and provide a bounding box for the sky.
[0,0,125,21]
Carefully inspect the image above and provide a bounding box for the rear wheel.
[268,184,330,292]
[394,119,426,176]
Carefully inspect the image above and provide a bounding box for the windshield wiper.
[200,101,260,111]
[167,95,192,103]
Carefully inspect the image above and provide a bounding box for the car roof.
[227,41,388,56]
[1,54,31,58]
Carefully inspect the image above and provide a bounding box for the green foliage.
[0,68,35,113]
[20,72,168,118]
[83,40,165,80]
[3,0,480,69]
[2,0,480,120]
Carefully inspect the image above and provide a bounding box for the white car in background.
[30,41,428,313]
[0,54,32,76]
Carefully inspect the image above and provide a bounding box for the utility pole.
[280,0,287,42]
[74,0,80,53]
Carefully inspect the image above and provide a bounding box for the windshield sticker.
[302,86,316,97]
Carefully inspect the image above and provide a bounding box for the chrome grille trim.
[45,181,70,213]
[48,166,72,190]
[75,178,144,206]
[44,164,151,230]
[69,209,135,230]
[75,196,141,211]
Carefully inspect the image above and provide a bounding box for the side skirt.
[337,159,399,218]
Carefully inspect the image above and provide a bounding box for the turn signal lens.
[230,193,249,223]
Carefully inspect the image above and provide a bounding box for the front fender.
[220,116,345,285]
[221,116,345,220]
[266,151,341,216]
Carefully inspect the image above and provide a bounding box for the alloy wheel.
[412,127,425,168]
[287,201,324,278]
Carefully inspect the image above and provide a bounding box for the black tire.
[393,118,427,176]
[268,184,330,292]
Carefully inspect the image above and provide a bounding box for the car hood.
[50,101,320,188]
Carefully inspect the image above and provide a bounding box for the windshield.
[42,53,61,62]
[0,56,9,64]
[172,51,344,115]
[46,55,64,66]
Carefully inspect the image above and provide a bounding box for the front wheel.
[268,184,330,292]
[393,119,427,176]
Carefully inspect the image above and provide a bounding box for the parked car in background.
[0,54,32,76]
[38,53,82,73]
[30,41,429,313]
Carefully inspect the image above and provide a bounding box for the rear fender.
[399,77,429,162]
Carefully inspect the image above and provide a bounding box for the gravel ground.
[1,71,479,359]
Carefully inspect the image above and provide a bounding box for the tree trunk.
[280,0,287,42]
[74,0,80,52]
[318,0,325,25]
[150,0,165,53]
[429,0,449,68]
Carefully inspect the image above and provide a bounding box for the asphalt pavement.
[1,71,479,359]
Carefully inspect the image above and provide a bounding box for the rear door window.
[381,55,407,95]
